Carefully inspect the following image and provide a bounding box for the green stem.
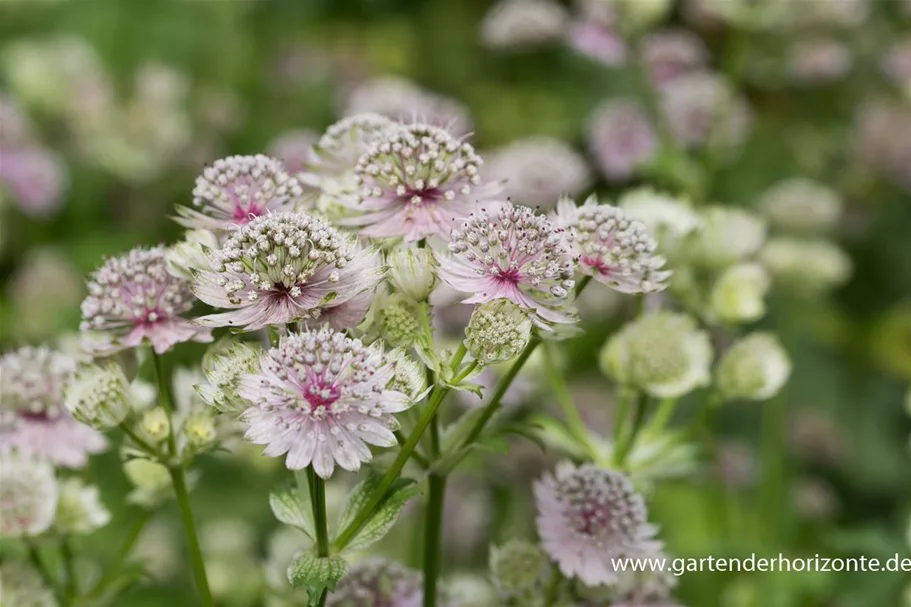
[333,344,469,552]
[644,397,678,435]
[28,543,65,606]
[612,389,633,462]
[168,466,214,607]
[542,341,597,458]
[615,393,647,467]
[118,421,159,456]
[308,467,330,557]
[62,538,77,598]
[151,352,178,460]
[395,430,430,468]
[422,474,447,607]
[544,566,564,606]
[574,275,591,296]
[86,509,152,599]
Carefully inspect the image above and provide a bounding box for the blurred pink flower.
[266,129,319,174]
[588,99,658,181]
[659,71,751,150]
[0,146,67,217]
[640,29,707,85]
[787,39,852,85]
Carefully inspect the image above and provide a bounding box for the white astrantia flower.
[587,99,658,182]
[64,362,132,429]
[480,0,569,51]
[757,178,843,233]
[237,327,413,478]
[0,560,58,607]
[709,262,771,324]
[386,244,438,302]
[385,348,427,402]
[689,206,766,268]
[716,332,791,401]
[197,340,261,414]
[53,478,111,535]
[618,187,702,255]
[758,237,852,294]
[534,461,660,586]
[166,229,218,281]
[482,136,591,208]
[124,458,172,508]
[600,312,713,399]
[465,299,533,365]
[0,455,58,538]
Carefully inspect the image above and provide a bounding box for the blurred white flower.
[716,332,791,401]
[756,177,843,233]
[758,237,852,294]
[0,455,58,538]
[618,188,701,255]
[710,262,771,325]
[690,206,766,268]
[53,478,111,535]
[0,561,57,607]
[787,39,852,85]
[480,0,569,51]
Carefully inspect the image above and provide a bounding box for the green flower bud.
[183,409,217,450]
[465,299,533,365]
[64,362,132,429]
[197,340,260,414]
[53,478,111,535]
[0,561,57,607]
[124,458,171,507]
[139,407,171,443]
[379,295,423,348]
[600,312,712,398]
[489,540,551,602]
[386,245,438,301]
[716,332,791,401]
[385,348,427,401]
[709,262,770,324]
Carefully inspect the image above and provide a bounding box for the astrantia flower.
[385,348,427,401]
[716,332,791,401]
[175,155,305,231]
[80,245,212,355]
[439,202,577,328]
[758,237,852,295]
[480,0,569,51]
[489,539,552,602]
[0,145,68,217]
[0,347,106,467]
[267,128,319,174]
[613,546,681,607]
[166,229,218,281]
[237,327,412,478]
[340,123,502,241]
[756,178,843,233]
[197,340,261,414]
[64,362,132,429]
[193,212,381,331]
[0,455,58,537]
[689,206,766,268]
[600,312,712,399]
[386,244,438,301]
[465,299,533,365]
[618,188,701,255]
[53,477,111,535]
[555,196,670,294]
[787,39,852,86]
[640,29,707,85]
[588,100,658,182]
[534,461,659,586]
[0,560,58,607]
[568,1,626,66]
[659,72,751,150]
[483,136,591,208]
[327,558,430,607]
[709,262,770,324]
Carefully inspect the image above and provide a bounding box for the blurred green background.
[2,0,911,606]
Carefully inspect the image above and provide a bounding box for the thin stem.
[308,467,330,557]
[28,543,65,605]
[542,341,597,457]
[168,466,214,607]
[616,393,647,467]
[87,509,152,599]
[543,566,564,606]
[118,421,159,456]
[612,390,633,462]
[151,352,178,459]
[62,538,77,598]
[422,474,447,607]
[644,397,678,435]
[395,430,430,468]
[574,275,591,296]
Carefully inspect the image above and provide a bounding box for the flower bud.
[378,295,424,348]
[183,409,217,450]
[197,340,260,414]
[757,178,843,233]
[386,245,438,301]
[124,458,172,507]
[53,478,111,534]
[600,312,713,398]
[489,540,551,601]
[716,332,791,401]
[166,229,218,280]
[64,362,132,429]
[139,407,171,443]
[385,348,427,401]
[465,299,533,365]
[0,455,58,538]
[758,237,851,295]
[690,206,766,268]
[709,262,771,324]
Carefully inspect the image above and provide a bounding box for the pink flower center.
[402,187,443,206]
[232,203,262,223]
[574,504,611,537]
[302,382,341,411]
[493,266,521,283]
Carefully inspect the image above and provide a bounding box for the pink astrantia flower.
[535,461,660,587]
[339,123,502,241]
[176,154,305,232]
[659,71,752,150]
[438,202,577,328]
[0,146,68,217]
[328,558,430,607]
[588,100,658,182]
[193,212,382,331]
[555,196,670,294]
[0,347,106,468]
[640,29,708,86]
[80,246,212,355]
[567,0,626,66]
[237,327,411,478]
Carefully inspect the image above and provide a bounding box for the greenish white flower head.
[165,228,218,281]
[385,348,427,401]
[53,478,111,534]
[758,237,852,295]
[600,311,713,398]
[489,539,551,602]
[716,332,791,401]
[618,187,701,255]
[374,292,423,349]
[139,407,171,444]
[0,455,58,538]
[0,560,58,607]
[612,0,674,31]
[757,178,843,233]
[197,340,261,414]
[64,362,132,429]
[124,458,172,507]
[710,262,771,324]
[465,299,533,365]
[386,244,438,301]
[690,206,766,268]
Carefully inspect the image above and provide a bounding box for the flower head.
[439,202,577,328]
[0,145,67,218]
[600,312,712,399]
[197,340,261,414]
[716,332,791,401]
[758,237,852,295]
[340,123,501,241]
[385,348,427,401]
[588,100,658,181]
[327,558,429,607]
[618,188,701,255]
[757,178,843,233]
[64,362,132,429]
[166,229,218,281]
[53,477,111,534]
[659,72,751,150]
[483,136,591,208]
[489,539,552,602]
[0,347,106,467]
[689,206,766,268]
[386,244,438,301]
[193,212,381,331]
[640,29,707,85]
[80,245,212,355]
[556,196,670,294]
[176,155,305,231]
[534,461,659,586]
[237,327,412,478]
[0,560,58,607]
[787,38,852,85]
[0,455,58,537]
[568,1,626,66]
[465,299,533,365]
[267,128,320,174]
[480,0,569,51]
[709,262,770,324]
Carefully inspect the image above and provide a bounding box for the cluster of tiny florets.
[64,363,131,429]
[327,558,425,607]
[0,346,74,422]
[465,299,533,364]
[178,154,305,230]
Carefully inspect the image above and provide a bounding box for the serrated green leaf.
[287,551,348,604]
[270,483,314,539]
[341,480,419,553]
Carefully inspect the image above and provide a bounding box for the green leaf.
[440,406,487,452]
[287,551,348,604]
[337,478,419,553]
[499,421,547,453]
[270,483,314,539]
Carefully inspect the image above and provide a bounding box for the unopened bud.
[716,332,791,401]
[165,229,218,281]
[465,299,532,365]
[139,407,171,443]
[489,540,550,601]
[709,262,770,324]
[197,340,260,414]
[64,362,132,429]
[184,410,217,450]
[386,245,437,301]
[379,295,423,348]
[385,348,427,401]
